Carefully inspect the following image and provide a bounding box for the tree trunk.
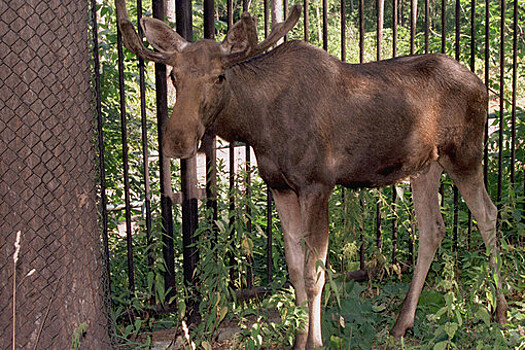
[0,1,110,349]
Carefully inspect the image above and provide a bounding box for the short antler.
[222,5,302,66]
[114,0,175,64]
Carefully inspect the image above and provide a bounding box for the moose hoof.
[390,322,413,340]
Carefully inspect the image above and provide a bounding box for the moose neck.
[214,45,292,150]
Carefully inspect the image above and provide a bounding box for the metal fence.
[1,0,110,348]
[90,0,524,337]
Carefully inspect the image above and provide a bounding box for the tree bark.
[0,1,110,348]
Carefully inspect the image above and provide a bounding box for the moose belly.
[336,143,438,189]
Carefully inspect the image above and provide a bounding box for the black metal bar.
[267,189,273,284]
[323,0,328,51]
[228,0,233,28]
[424,0,429,53]
[453,187,459,252]
[176,0,200,323]
[391,187,398,263]
[152,0,176,304]
[341,0,346,61]
[377,0,384,61]
[442,0,446,54]
[304,0,309,42]
[453,0,460,252]
[358,0,365,269]
[227,0,237,290]
[410,0,416,54]
[483,0,490,187]
[376,0,384,250]
[510,0,517,186]
[393,0,397,57]
[245,145,252,266]
[264,0,269,37]
[91,0,111,298]
[137,0,154,304]
[203,0,218,231]
[470,0,476,71]
[468,0,476,247]
[359,0,364,63]
[284,0,289,41]
[497,0,505,215]
[116,11,135,293]
[456,0,460,60]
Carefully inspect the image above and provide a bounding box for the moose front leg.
[272,189,308,349]
[299,185,332,349]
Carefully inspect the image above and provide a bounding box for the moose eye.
[215,74,225,85]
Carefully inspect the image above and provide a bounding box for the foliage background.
[91,0,524,348]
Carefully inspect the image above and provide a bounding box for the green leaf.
[444,322,458,340]
[434,341,449,350]
[475,307,491,326]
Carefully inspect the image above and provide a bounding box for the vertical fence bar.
[453,0,461,252]
[468,0,476,249]
[483,0,490,187]
[245,147,252,288]
[203,0,217,231]
[176,0,200,322]
[137,0,154,303]
[152,0,176,305]
[267,190,273,284]
[116,14,135,293]
[497,0,505,217]
[359,0,364,63]
[264,0,269,36]
[376,0,384,251]
[341,0,346,61]
[441,0,446,53]
[392,189,398,263]
[304,0,309,41]
[471,0,476,72]
[377,0,384,61]
[424,0,429,53]
[410,0,416,54]
[265,2,272,286]
[510,0,517,186]
[91,0,111,298]
[359,0,365,269]
[393,0,397,58]
[391,0,398,264]
[227,0,237,288]
[284,0,289,41]
[322,0,328,49]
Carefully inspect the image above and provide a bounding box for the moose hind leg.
[391,162,444,338]
[443,163,508,324]
[272,189,308,349]
[299,186,331,349]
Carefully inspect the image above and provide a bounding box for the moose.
[115,1,508,348]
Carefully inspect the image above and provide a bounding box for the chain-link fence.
[0,1,110,348]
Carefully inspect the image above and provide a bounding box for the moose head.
[115,0,301,159]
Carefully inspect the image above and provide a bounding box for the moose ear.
[221,12,258,54]
[140,17,189,53]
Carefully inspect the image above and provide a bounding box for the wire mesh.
[0,0,110,348]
